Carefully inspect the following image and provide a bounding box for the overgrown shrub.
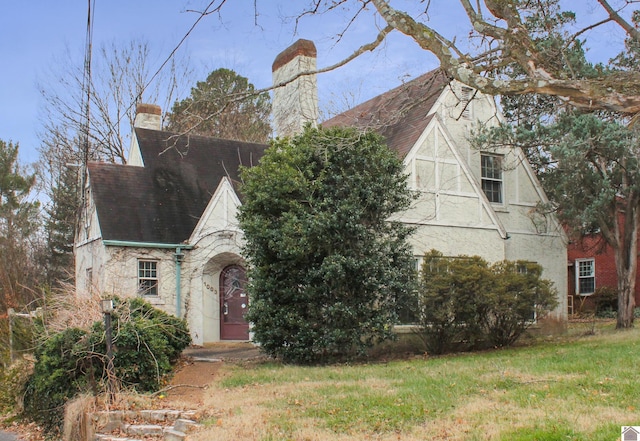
[0,358,34,416]
[0,310,38,367]
[90,298,191,391]
[484,261,557,346]
[22,297,190,433]
[23,327,92,431]
[416,250,558,354]
[416,250,493,354]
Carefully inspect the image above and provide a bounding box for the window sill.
[492,204,509,213]
[144,296,166,306]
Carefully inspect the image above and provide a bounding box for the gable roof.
[89,129,267,244]
[322,69,451,158]
[89,69,450,245]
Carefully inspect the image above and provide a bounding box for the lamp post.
[101,299,115,400]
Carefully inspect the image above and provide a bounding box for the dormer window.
[481,154,503,204]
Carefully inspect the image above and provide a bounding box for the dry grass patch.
[41,283,104,335]
[190,325,640,441]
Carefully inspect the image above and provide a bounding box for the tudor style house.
[75,40,568,345]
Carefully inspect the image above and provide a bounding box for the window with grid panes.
[481,154,503,203]
[138,260,158,296]
[576,259,595,295]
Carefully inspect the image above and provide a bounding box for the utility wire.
[81,0,95,167]
[78,0,95,234]
[117,0,221,127]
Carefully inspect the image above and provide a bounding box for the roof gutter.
[103,240,193,318]
[103,240,194,250]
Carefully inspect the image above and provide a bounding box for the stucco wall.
[75,238,109,296]
[102,247,175,311]
[408,223,506,263]
[75,190,109,296]
[505,231,568,319]
[403,82,567,320]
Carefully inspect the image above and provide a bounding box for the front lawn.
[193,322,640,441]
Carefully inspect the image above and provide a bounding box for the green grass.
[208,323,640,440]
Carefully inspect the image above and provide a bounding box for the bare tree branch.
[363,0,640,114]
[597,0,640,42]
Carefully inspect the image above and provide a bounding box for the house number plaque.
[204,281,217,294]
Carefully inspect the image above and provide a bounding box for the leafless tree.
[37,38,192,167]
[35,38,193,289]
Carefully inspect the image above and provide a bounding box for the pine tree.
[167,68,271,143]
[0,139,41,312]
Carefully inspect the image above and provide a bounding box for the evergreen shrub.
[22,297,190,433]
[239,126,416,364]
[417,250,558,354]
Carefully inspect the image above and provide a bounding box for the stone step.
[95,427,187,441]
[95,435,147,441]
[91,409,200,441]
[174,418,200,433]
[121,423,164,436]
[163,429,188,441]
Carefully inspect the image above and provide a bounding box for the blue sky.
[0,1,633,165]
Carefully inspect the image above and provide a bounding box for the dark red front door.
[220,265,249,340]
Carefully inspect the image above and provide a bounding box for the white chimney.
[133,103,162,130]
[272,39,319,138]
[127,103,162,166]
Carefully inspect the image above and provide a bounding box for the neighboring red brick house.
[567,230,640,314]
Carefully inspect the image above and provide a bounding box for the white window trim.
[481,153,504,204]
[575,258,596,296]
[138,259,159,296]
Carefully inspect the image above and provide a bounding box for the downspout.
[175,247,185,318]
[102,240,193,318]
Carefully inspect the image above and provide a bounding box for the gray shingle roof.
[89,129,267,244]
[89,69,449,244]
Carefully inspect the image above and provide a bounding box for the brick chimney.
[272,39,319,138]
[127,103,162,166]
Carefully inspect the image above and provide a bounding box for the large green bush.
[239,126,416,364]
[22,297,190,433]
[90,298,191,391]
[416,251,493,354]
[485,260,558,346]
[417,250,558,354]
[23,327,91,432]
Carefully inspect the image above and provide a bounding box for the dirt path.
[162,359,222,406]
[161,343,263,407]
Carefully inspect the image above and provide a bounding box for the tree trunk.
[615,204,638,329]
[616,269,636,328]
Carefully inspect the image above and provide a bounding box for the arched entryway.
[219,264,249,340]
